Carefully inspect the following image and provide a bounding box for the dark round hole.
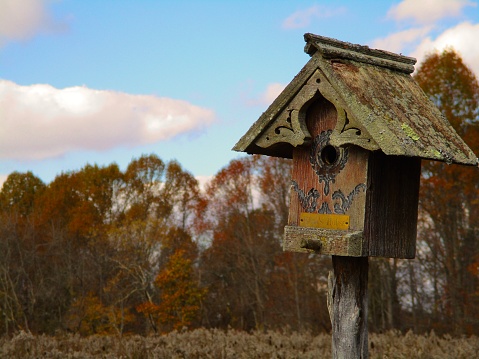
[321,145,338,165]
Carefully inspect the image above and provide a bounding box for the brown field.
[1,328,478,358]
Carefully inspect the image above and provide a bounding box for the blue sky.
[1,0,479,186]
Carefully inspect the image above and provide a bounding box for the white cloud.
[411,21,479,76]
[387,0,476,25]
[372,1,479,79]
[371,26,433,53]
[195,175,213,193]
[0,175,7,189]
[243,82,286,107]
[259,83,286,105]
[282,5,346,29]
[0,80,216,160]
[0,0,66,46]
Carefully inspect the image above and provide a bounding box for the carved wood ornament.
[254,67,376,155]
[292,129,366,216]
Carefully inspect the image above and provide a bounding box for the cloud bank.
[372,26,433,54]
[0,175,7,188]
[257,83,286,106]
[387,0,476,25]
[242,82,286,107]
[372,0,479,77]
[0,80,215,160]
[411,22,479,75]
[0,0,66,46]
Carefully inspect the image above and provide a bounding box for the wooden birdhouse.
[233,34,478,259]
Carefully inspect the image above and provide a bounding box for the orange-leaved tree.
[415,48,479,334]
[137,246,205,333]
[0,172,45,334]
[116,155,202,333]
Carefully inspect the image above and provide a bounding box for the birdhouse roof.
[233,33,478,166]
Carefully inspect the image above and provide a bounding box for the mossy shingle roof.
[233,33,478,166]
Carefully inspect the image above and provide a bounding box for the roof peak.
[304,33,416,74]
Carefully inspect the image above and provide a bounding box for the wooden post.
[328,256,369,359]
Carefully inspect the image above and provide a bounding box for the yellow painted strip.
[300,213,350,230]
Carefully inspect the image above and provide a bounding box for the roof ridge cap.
[304,33,416,74]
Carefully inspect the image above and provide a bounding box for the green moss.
[432,149,442,159]
[401,123,420,141]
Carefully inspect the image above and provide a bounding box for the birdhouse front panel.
[284,95,369,257]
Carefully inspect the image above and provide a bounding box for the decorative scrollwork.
[339,112,363,137]
[310,130,349,195]
[256,106,311,149]
[273,109,294,135]
[330,108,378,151]
[293,130,366,219]
[318,202,332,214]
[292,180,320,213]
[332,184,367,214]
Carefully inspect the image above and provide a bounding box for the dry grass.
[1,328,478,358]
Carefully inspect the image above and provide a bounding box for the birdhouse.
[233,34,478,259]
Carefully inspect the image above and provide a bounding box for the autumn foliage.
[1,49,479,338]
[414,49,479,335]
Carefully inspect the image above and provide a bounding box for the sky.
[1,0,479,187]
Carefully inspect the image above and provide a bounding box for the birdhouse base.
[283,226,364,257]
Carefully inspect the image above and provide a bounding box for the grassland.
[2,328,478,358]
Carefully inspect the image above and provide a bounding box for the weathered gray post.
[329,257,368,357]
[233,33,478,358]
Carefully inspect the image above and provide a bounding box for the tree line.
[0,49,478,337]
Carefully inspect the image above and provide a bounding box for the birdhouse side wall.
[364,152,421,258]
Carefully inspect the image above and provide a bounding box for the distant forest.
[1,49,478,337]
